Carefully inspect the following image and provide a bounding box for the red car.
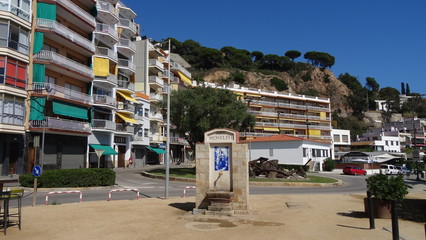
[343,166,367,175]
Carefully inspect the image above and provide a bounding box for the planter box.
[364,197,392,219]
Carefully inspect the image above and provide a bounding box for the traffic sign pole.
[32,165,42,207]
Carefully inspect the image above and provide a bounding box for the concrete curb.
[140,171,344,187]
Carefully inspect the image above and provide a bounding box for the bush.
[366,174,408,203]
[18,168,116,188]
[270,77,288,91]
[323,158,335,171]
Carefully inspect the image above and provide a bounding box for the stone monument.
[194,128,249,215]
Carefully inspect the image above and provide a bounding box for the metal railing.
[30,82,92,104]
[148,76,164,87]
[117,80,134,91]
[116,123,134,133]
[117,101,135,112]
[249,99,330,112]
[56,0,96,27]
[170,61,191,79]
[97,0,118,21]
[94,73,118,85]
[92,119,116,131]
[92,94,116,107]
[0,1,30,21]
[36,19,95,52]
[95,47,117,62]
[170,137,189,145]
[117,58,135,72]
[95,23,118,41]
[30,117,91,133]
[149,59,164,70]
[117,38,136,53]
[279,113,307,119]
[149,113,163,121]
[118,18,137,34]
[149,93,163,101]
[248,110,278,117]
[34,50,93,78]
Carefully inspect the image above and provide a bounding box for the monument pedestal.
[205,191,234,216]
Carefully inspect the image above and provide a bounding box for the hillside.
[199,67,352,116]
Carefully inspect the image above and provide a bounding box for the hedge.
[18,168,116,188]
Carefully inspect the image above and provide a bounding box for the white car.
[380,164,399,175]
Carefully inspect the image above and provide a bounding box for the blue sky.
[122,0,426,94]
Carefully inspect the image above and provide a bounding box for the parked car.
[380,164,399,175]
[343,166,367,175]
[396,166,410,175]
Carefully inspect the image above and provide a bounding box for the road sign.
[95,149,105,168]
[32,165,42,177]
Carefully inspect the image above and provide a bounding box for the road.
[12,167,374,207]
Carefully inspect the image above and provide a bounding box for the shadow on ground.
[169,202,195,212]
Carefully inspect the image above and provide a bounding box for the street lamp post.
[165,39,171,198]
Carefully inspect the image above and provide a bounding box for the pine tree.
[406,83,411,95]
[401,82,406,95]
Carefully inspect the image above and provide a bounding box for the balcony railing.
[117,80,134,91]
[170,61,191,79]
[117,101,135,112]
[30,117,91,133]
[92,119,116,131]
[170,137,189,145]
[149,134,164,143]
[149,59,164,70]
[279,113,307,119]
[117,58,135,72]
[116,123,134,133]
[117,38,136,53]
[307,115,331,121]
[148,76,164,87]
[95,23,118,41]
[56,0,96,27]
[249,100,330,112]
[36,19,95,52]
[118,18,137,34]
[94,73,118,85]
[30,82,93,104]
[97,0,118,21]
[248,110,278,117]
[92,94,116,107]
[34,50,94,78]
[149,93,163,101]
[149,113,163,121]
[0,0,30,21]
[95,47,117,62]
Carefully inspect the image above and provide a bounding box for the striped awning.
[117,91,139,103]
[116,112,138,124]
[177,71,192,86]
[263,127,280,132]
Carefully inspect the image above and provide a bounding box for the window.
[144,128,149,137]
[0,21,29,54]
[269,148,273,157]
[385,141,389,146]
[45,76,56,84]
[0,22,8,47]
[42,44,57,52]
[94,87,110,96]
[333,134,340,142]
[342,135,349,143]
[1,57,27,88]
[303,148,307,157]
[144,108,149,117]
[0,94,24,125]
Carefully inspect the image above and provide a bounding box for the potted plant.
[365,174,409,218]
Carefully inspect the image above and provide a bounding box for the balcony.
[279,113,307,120]
[149,113,163,122]
[29,82,93,105]
[92,119,116,131]
[117,101,135,112]
[117,80,134,91]
[116,123,134,134]
[96,0,119,24]
[30,117,91,134]
[33,50,93,82]
[92,94,116,108]
[248,110,278,118]
[149,93,163,102]
[36,19,95,55]
[307,115,331,121]
[117,58,135,74]
[0,0,30,22]
[95,47,117,62]
[149,133,164,143]
[170,137,189,145]
[117,38,136,57]
[117,18,137,37]
[149,59,164,71]
[94,23,118,47]
[170,61,191,79]
[56,0,96,29]
[94,73,118,86]
[148,76,164,89]
[117,1,136,20]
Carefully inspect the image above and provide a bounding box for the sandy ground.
[3,191,425,240]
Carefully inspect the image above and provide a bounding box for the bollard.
[367,191,375,229]
[391,200,399,240]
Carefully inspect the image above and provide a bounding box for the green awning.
[52,101,89,120]
[147,147,166,154]
[29,97,46,120]
[33,63,45,82]
[33,32,44,54]
[37,3,56,20]
[90,144,118,155]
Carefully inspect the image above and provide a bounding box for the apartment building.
[27,0,96,170]
[331,129,351,159]
[198,83,332,142]
[0,0,31,175]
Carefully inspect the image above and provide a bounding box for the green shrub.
[323,158,335,171]
[270,77,288,91]
[18,168,116,188]
[366,174,408,203]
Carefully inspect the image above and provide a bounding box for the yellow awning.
[254,126,263,129]
[93,57,110,77]
[258,116,277,120]
[177,71,192,86]
[116,112,138,124]
[117,91,139,103]
[246,93,261,97]
[234,92,244,96]
[263,127,280,132]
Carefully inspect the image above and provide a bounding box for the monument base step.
[205,210,234,216]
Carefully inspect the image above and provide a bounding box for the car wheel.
[354,172,357,176]
[363,172,367,176]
